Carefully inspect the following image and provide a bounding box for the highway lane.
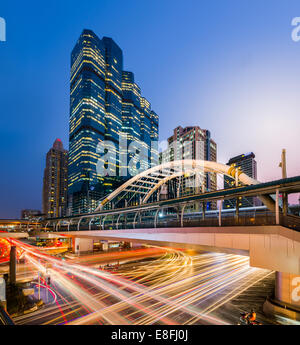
[10,240,276,325]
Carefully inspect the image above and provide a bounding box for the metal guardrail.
[0,306,15,325]
[280,214,300,232]
[44,174,300,223]
[97,211,300,231]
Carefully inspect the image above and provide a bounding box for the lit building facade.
[160,126,217,208]
[42,139,68,218]
[223,152,261,208]
[21,209,41,219]
[68,30,158,214]
[121,71,159,177]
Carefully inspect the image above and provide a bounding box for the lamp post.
[279,149,288,215]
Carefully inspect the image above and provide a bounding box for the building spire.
[53,138,64,151]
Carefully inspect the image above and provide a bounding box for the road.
[9,239,277,325]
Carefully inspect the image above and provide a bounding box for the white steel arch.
[94,159,272,212]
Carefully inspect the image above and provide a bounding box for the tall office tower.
[68,30,159,214]
[121,71,159,177]
[223,152,260,208]
[160,126,217,208]
[42,139,68,218]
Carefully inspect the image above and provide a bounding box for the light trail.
[10,239,274,325]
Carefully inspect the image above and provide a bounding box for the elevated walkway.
[54,225,300,275]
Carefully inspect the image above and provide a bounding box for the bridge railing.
[280,214,300,232]
[51,209,300,232]
[123,211,300,231]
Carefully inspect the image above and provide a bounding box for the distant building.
[21,209,41,219]
[289,204,300,216]
[42,139,68,218]
[289,195,300,216]
[68,29,159,214]
[160,126,217,208]
[224,152,261,208]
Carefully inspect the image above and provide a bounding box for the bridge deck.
[45,175,300,222]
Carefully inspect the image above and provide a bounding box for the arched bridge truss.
[44,160,276,231]
[95,160,261,211]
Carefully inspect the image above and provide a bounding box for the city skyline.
[1,0,300,217]
[1,1,300,329]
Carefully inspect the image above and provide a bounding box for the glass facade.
[68,30,159,214]
[121,71,159,177]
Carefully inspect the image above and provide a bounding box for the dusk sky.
[1,0,300,218]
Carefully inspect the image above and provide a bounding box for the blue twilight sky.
[1,0,300,218]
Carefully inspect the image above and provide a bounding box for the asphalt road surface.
[10,240,278,325]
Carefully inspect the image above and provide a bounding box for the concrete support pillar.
[101,241,108,251]
[264,271,300,321]
[130,242,141,249]
[218,200,222,226]
[9,246,16,285]
[72,238,94,255]
[275,272,300,307]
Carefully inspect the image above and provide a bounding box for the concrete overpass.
[54,225,300,320]
[0,219,41,232]
[54,226,300,274]
[0,232,28,239]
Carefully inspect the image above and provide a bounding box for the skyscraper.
[121,71,159,177]
[68,30,158,214]
[223,152,260,208]
[160,126,217,207]
[42,139,68,218]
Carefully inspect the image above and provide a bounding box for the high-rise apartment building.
[160,126,217,207]
[42,139,68,218]
[68,30,158,214]
[223,152,260,208]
